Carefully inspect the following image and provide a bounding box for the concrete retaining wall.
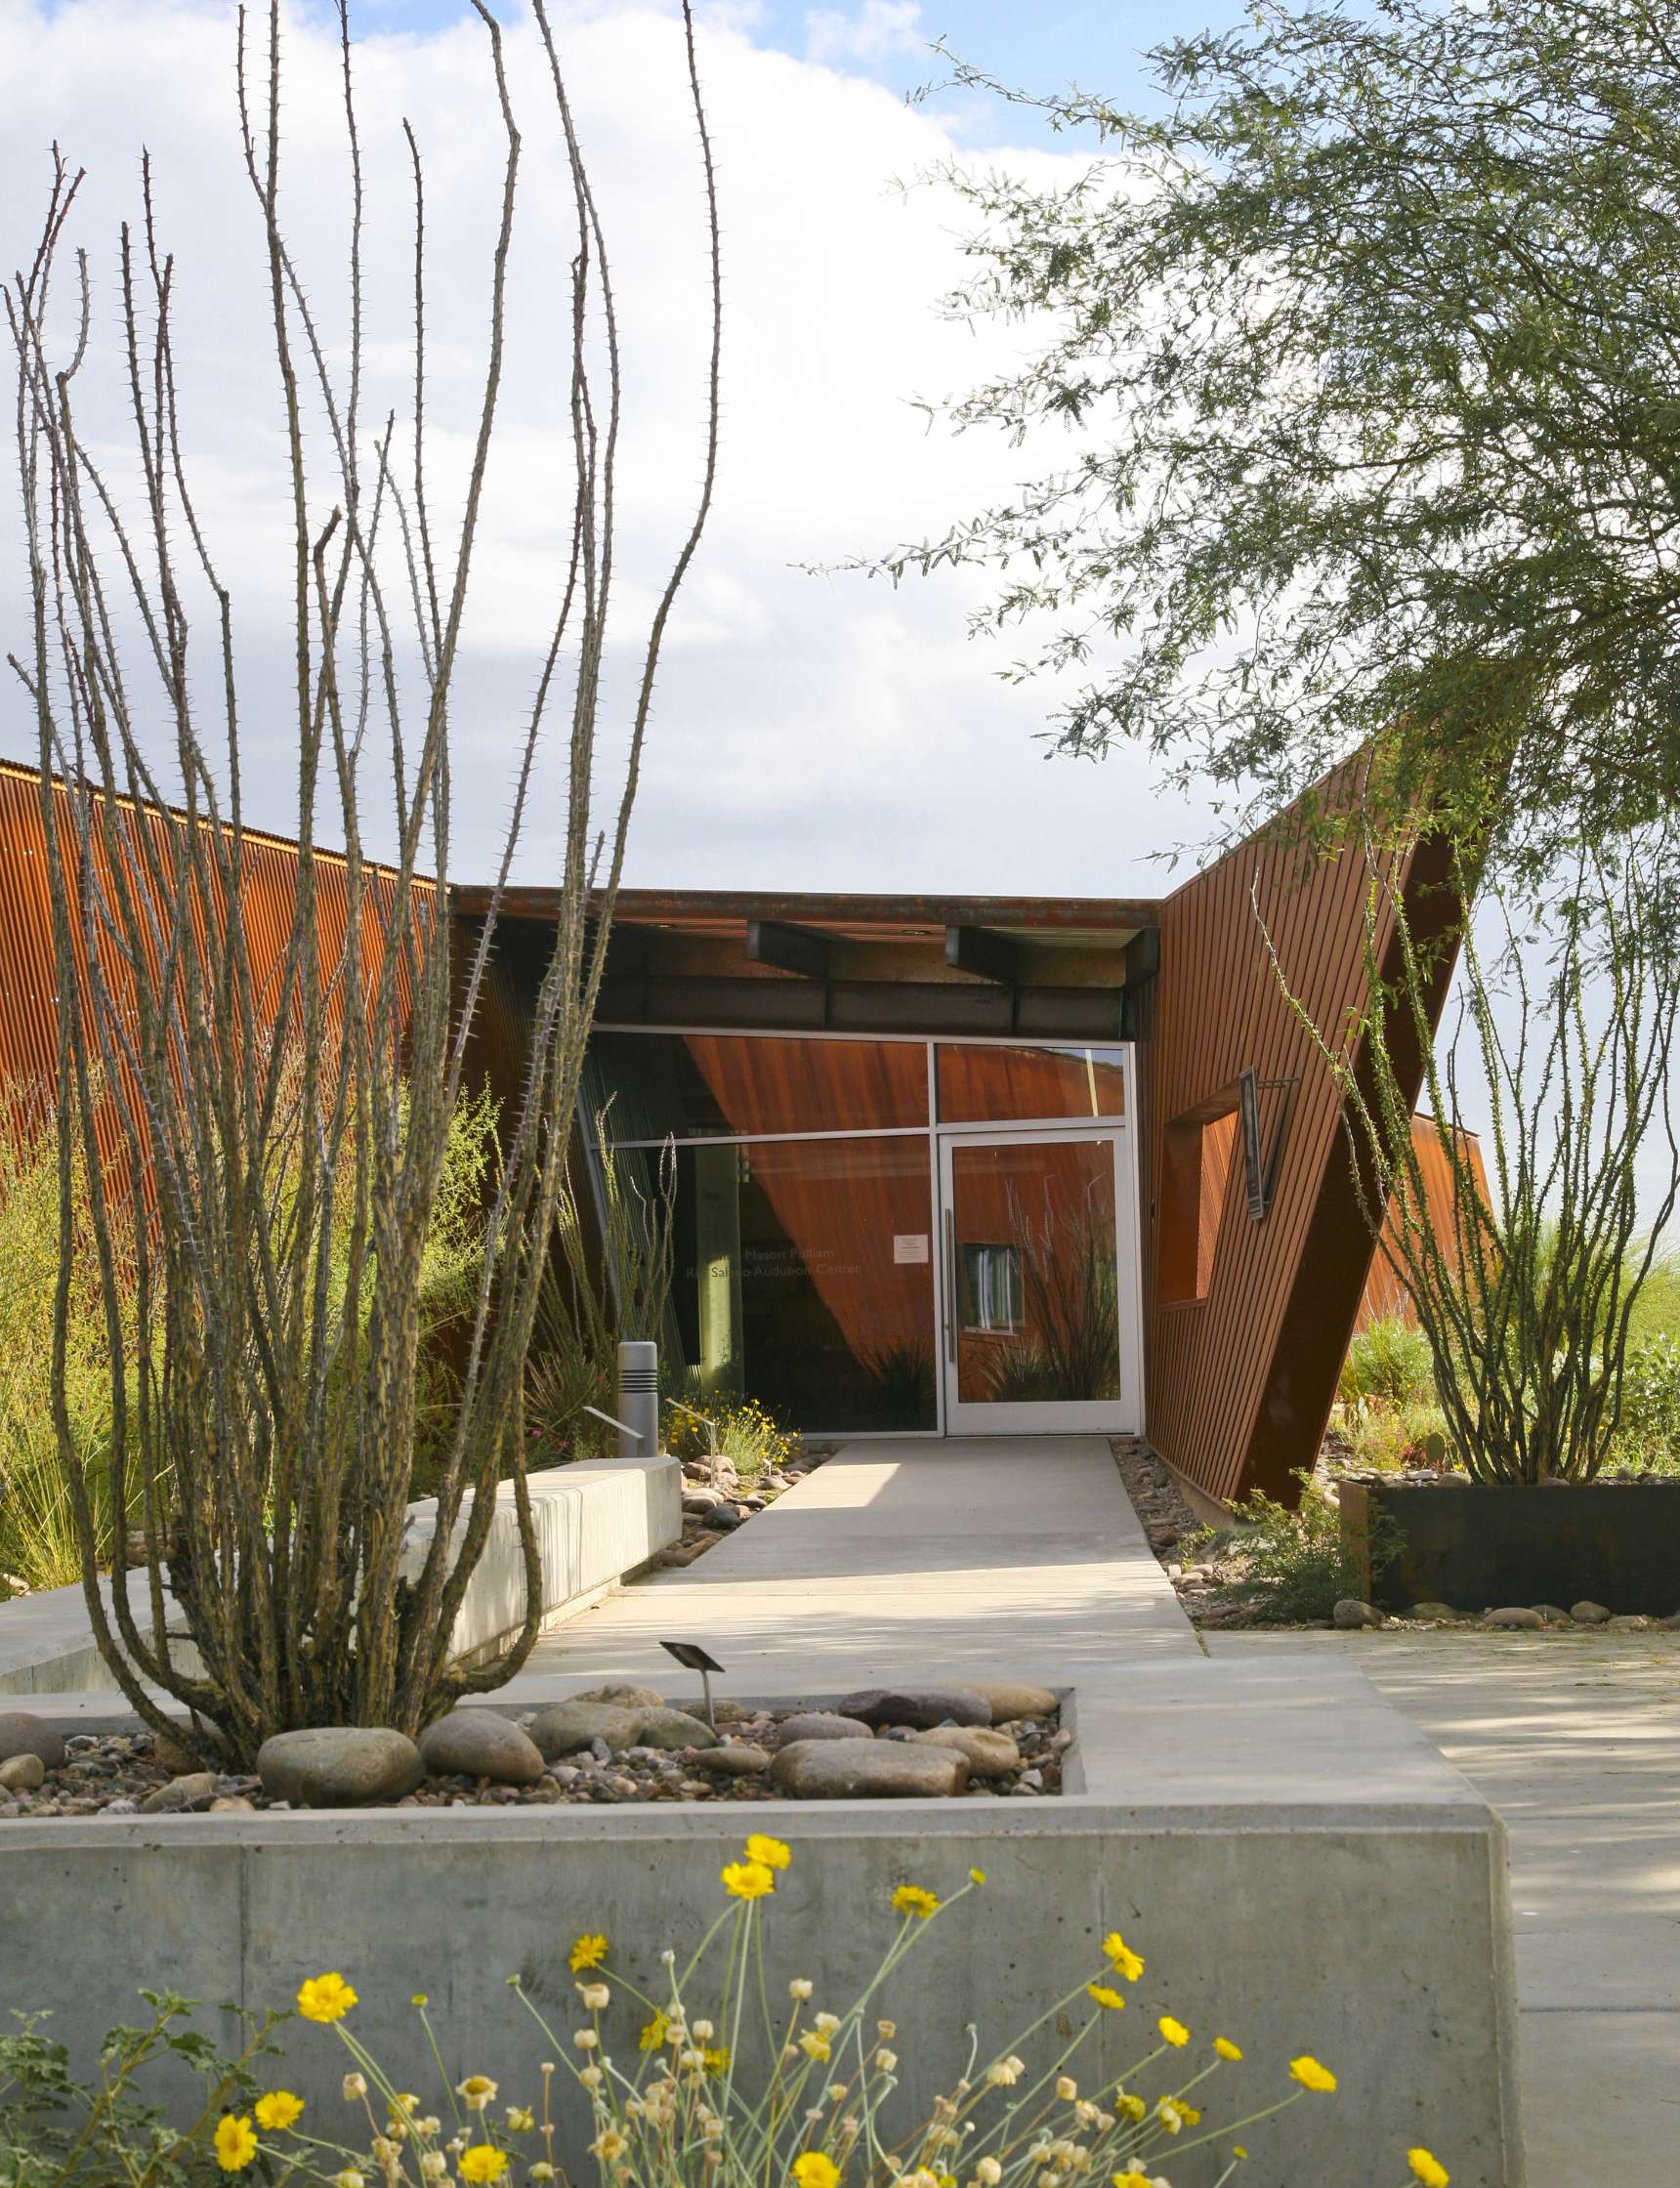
[0,1661,1525,2186]
[0,1457,681,1695]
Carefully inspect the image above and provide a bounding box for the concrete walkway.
[506,1435,1197,1704]
[1207,1624,1680,2188]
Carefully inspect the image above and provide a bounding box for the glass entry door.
[938,1128,1140,1434]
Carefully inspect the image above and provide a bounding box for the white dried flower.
[876,2049,899,2075]
[987,2058,1025,2088]
[371,2137,399,2165]
[789,1979,815,2001]
[814,2012,841,2035]
[976,2161,1003,2187]
[342,2073,368,2103]
[579,1983,611,2012]
[680,2048,706,2071]
[877,2019,898,2040]
[573,2030,599,2051]
[693,2019,715,2041]
[419,2156,447,2184]
[579,2066,605,2092]
[332,2172,365,2188]
[417,2117,441,2138]
[1056,2077,1077,2102]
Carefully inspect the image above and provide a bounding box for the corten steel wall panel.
[0,763,434,1160]
[1143,812,1457,1506]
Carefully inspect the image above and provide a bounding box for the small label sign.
[894,1233,930,1264]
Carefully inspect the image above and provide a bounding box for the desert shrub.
[1338,1316,1435,1410]
[1212,1471,1396,1623]
[1343,1399,1453,1474]
[0,1847,1451,2188]
[1612,1334,1680,1473]
[666,1396,800,1484]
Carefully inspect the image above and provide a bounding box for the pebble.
[954,1679,1059,1725]
[838,1685,991,1730]
[256,1729,424,1809]
[1332,1598,1384,1629]
[771,1737,969,1799]
[140,1771,220,1814]
[693,1744,772,1777]
[0,1713,65,1771]
[773,1712,874,1746]
[419,1709,546,1787]
[0,1754,46,1793]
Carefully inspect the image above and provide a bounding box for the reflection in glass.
[666,1136,937,1432]
[949,1139,1120,1404]
[586,1031,930,1143]
[937,1043,1126,1123]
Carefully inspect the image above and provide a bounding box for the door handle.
[944,1207,957,1365]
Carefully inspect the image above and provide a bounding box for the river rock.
[419,1709,546,1786]
[0,1713,65,1771]
[1571,1601,1613,1624]
[1607,1615,1654,1632]
[0,1752,45,1793]
[210,1795,256,1813]
[1533,1605,1573,1624]
[151,1727,222,1775]
[256,1728,424,1808]
[773,1712,874,1746]
[141,1770,220,1814]
[838,1685,991,1730]
[1331,1598,1384,1629]
[912,1725,1020,1778]
[706,1504,746,1531]
[770,1737,969,1799]
[570,1683,667,1709]
[693,1743,771,1777]
[631,1706,718,1750]
[527,1701,644,1758]
[1409,1602,1461,1621]
[1484,1607,1544,1630]
[953,1679,1058,1724]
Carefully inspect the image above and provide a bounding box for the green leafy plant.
[1210,1472,1397,1624]
[1612,1335,1680,1475]
[1338,1318,1435,1413]
[665,1398,800,1487]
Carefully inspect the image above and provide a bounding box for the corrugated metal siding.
[0,762,434,1135]
[1358,1117,1491,1327]
[1142,812,1459,1504]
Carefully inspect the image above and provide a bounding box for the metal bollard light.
[616,1340,660,1458]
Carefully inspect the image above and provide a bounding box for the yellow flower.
[1157,2098,1200,2130]
[1234,2149,1248,2162]
[1102,1933,1145,1984]
[891,1884,941,1920]
[590,2129,627,2164]
[1086,1984,1126,2011]
[1157,2015,1190,2048]
[969,1868,987,1885]
[1113,2174,1152,2188]
[459,2149,508,2184]
[987,2056,1025,2087]
[1408,2152,1449,2188]
[254,2091,305,2132]
[1215,2037,1242,2061]
[1113,2091,1146,2124]
[296,1973,357,2024]
[799,2032,833,2063]
[746,1833,792,1871]
[640,2010,669,2051]
[457,2076,498,2113]
[569,1933,609,1972]
[1289,2055,1337,2094]
[703,2047,732,2074]
[793,2156,841,2188]
[214,2116,259,2173]
[723,1859,777,1900]
[411,1994,430,2008]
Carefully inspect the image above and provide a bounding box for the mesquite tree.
[5,0,721,1761]
[1268,829,1680,1484]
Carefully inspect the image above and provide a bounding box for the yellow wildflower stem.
[1162,2086,1305,2163]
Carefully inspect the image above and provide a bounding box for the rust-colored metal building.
[1,759,1457,1508]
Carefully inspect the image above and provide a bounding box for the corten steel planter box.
[1339,1477,1680,1615]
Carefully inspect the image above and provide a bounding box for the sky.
[0,0,1261,898]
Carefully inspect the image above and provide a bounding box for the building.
[0,759,1458,1513]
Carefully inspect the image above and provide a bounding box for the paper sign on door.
[893,1234,930,1265]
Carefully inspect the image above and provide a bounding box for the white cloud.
[0,0,1208,897]
[805,0,922,66]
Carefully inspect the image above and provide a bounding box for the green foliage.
[1338,1317,1435,1411]
[1213,1471,1395,1623]
[877,0,1680,877]
[0,1991,273,2186]
[1613,1335,1680,1474]
[665,1396,800,1485]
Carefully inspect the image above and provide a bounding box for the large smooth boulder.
[953,1679,1059,1725]
[770,1737,969,1799]
[0,1753,46,1793]
[693,1743,770,1777]
[838,1685,990,1730]
[0,1713,64,1771]
[631,1706,718,1750]
[773,1712,874,1746]
[141,1771,219,1815]
[1332,1599,1384,1630]
[527,1701,644,1759]
[912,1725,1020,1779]
[256,1728,424,1809]
[1572,1601,1613,1624]
[569,1684,666,1709]
[1484,1607,1544,1630]
[419,1709,545,1786]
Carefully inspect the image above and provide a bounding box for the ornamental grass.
[0,1840,1449,2188]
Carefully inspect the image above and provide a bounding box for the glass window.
[937,1043,1126,1124]
[666,1135,937,1432]
[585,1031,929,1142]
[959,1243,1024,1333]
